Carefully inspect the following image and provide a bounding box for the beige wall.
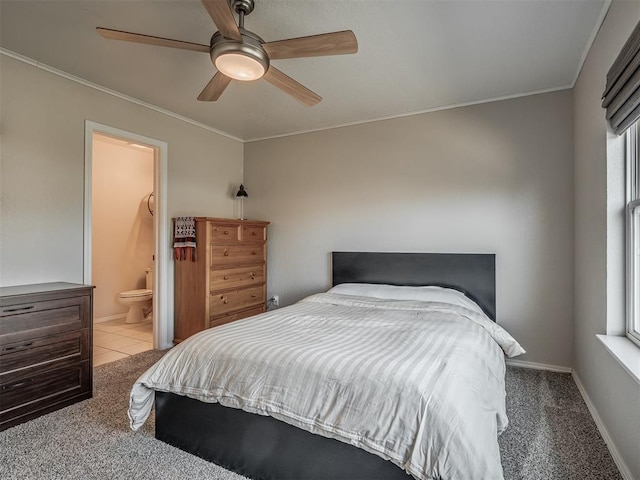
[573,1,640,478]
[0,56,243,345]
[245,90,574,368]
[92,135,154,320]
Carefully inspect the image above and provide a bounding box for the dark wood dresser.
[0,282,93,431]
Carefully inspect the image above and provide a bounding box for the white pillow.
[327,283,484,314]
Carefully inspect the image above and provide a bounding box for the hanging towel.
[173,217,196,261]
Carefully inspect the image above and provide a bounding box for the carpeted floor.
[0,350,622,480]
[498,367,622,480]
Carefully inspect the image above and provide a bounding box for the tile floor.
[93,318,153,366]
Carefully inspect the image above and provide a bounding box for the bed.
[129,252,524,480]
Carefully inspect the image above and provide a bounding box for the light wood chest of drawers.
[174,217,269,342]
[0,282,93,431]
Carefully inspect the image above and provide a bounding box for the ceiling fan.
[97,0,358,106]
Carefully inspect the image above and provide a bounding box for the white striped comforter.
[129,293,524,480]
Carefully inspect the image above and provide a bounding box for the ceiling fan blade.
[201,0,242,42]
[197,72,232,101]
[96,28,210,53]
[263,67,321,107]
[262,30,357,60]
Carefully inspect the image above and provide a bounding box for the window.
[626,121,640,346]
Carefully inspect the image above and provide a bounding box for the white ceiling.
[1,0,608,142]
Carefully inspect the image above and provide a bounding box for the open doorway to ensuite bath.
[84,121,170,368]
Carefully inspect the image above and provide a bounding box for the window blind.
[602,21,640,135]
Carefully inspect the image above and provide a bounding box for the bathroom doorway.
[83,121,170,366]
[91,133,154,365]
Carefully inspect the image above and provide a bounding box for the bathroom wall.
[92,134,154,321]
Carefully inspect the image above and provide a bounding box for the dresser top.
[0,282,93,298]
[194,217,270,226]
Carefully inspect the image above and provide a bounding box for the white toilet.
[118,268,153,324]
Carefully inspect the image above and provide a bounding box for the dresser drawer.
[210,223,241,244]
[1,330,88,375]
[210,286,265,315]
[0,360,91,430]
[211,244,265,267]
[241,225,266,243]
[210,305,265,329]
[0,296,89,345]
[210,266,265,292]
[0,361,90,416]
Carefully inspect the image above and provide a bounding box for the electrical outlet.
[269,295,280,307]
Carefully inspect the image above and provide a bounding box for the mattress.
[129,292,524,480]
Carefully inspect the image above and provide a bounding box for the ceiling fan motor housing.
[210,28,269,80]
[232,0,255,16]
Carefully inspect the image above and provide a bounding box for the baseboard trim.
[505,359,572,373]
[94,313,127,324]
[571,371,634,480]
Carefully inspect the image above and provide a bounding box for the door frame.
[83,120,171,349]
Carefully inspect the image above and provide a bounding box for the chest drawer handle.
[223,250,229,256]
[3,342,34,352]
[252,251,257,255]
[2,378,33,391]
[3,305,35,313]
[223,299,229,304]
[223,276,229,280]
[252,232,257,236]
[250,273,256,279]
[252,294,257,298]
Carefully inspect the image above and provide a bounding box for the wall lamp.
[236,184,248,220]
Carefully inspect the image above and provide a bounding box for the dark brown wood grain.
[0,283,93,431]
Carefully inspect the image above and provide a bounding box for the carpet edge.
[571,371,634,480]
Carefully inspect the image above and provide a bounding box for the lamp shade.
[236,184,248,198]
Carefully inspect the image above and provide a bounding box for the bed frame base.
[156,391,410,480]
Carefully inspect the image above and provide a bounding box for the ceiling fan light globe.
[215,53,265,81]
[210,29,269,82]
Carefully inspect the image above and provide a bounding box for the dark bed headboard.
[332,252,496,321]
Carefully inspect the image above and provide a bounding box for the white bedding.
[327,283,486,313]
[129,293,524,480]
